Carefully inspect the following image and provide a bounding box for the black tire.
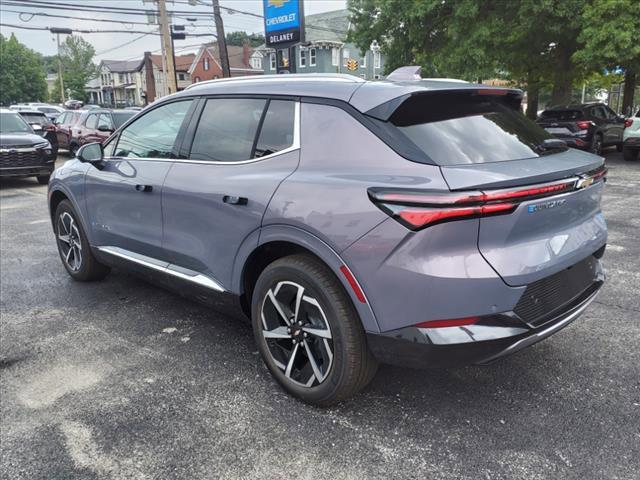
[616,142,623,152]
[54,199,110,281]
[251,254,377,406]
[623,147,639,161]
[590,134,603,155]
[36,174,50,185]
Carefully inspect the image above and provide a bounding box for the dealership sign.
[263,0,304,47]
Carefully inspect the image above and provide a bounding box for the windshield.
[112,112,135,128]
[389,91,554,165]
[0,112,32,134]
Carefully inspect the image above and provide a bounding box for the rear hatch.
[536,108,586,137]
[377,90,607,286]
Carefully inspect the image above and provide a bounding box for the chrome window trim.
[97,246,226,292]
[104,101,300,166]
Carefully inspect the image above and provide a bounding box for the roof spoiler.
[386,66,422,81]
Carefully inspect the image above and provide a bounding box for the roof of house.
[150,54,196,72]
[305,9,350,44]
[101,59,144,73]
[188,43,262,74]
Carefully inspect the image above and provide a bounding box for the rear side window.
[254,100,295,157]
[389,92,552,165]
[591,107,606,119]
[190,98,266,162]
[97,113,113,130]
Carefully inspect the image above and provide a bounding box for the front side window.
[97,113,114,130]
[254,100,295,158]
[114,100,193,158]
[309,48,316,66]
[591,107,605,120]
[190,98,266,162]
[85,114,98,129]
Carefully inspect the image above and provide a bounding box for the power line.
[95,33,152,56]
[0,22,216,37]
[5,9,150,26]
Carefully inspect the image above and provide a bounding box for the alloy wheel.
[57,212,83,271]
[260,281,334,387]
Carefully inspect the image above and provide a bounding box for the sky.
[0,0,347,62]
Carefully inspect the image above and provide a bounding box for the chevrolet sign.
[263,0,304,48]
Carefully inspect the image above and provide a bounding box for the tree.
[575,0,640,115]
[348,0,591,110]
[0,34,48,105]
[225,31,265,47]
[57,34,97,102]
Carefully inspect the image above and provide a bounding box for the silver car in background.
[48,70,607,405]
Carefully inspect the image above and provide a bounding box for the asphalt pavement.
[1,150,639,480]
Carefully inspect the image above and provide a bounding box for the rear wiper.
[535,138,568,155]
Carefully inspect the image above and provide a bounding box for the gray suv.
[48,72,607,405]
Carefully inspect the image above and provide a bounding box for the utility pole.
[50,27,72,103]
[157,0,177,94]
[212,0,230,78]
[171,25,186,89]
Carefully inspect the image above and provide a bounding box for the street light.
[50,28,73,103]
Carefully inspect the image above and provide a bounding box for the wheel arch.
[233,225,381,333]
[48,185,92,244]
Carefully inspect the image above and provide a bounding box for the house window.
[374,74,381,80]
[299,48,306,68]
[342,49,350,66]
[178,73,185,81]
[331,48,339,66]
[119,73,125,83]
[251,57,262,69]
[270,53,276,70]
[194,76,201,83]
[374,51,381,69]
[309,48,316,66]
[204,57,210,71]
[361,53,367,68]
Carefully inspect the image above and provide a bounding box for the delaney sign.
[263,0,304,47]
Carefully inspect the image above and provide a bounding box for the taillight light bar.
[624,118,633,128]
[576,120,594,130]
[369,167,606,231]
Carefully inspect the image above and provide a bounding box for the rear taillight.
[45,125,56,132]
[624,118,633,128]
[369,169,606,231]
[576,120,593,130]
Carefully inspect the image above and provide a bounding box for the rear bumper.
[366,269,604,369]
[623,137,640,149]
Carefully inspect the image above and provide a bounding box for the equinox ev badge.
[528,198,567,213]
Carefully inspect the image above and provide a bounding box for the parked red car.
[69,109,137,156]
[54,110,83,152]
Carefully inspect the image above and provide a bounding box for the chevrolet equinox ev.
[48,71,607,405]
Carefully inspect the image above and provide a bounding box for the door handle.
[222,195,248,205]
[135,184,153,192]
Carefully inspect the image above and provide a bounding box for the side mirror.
[77,142,104,165]
[97,125,114,133]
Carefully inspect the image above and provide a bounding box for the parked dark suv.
[537,102,626,154]
[1,109,55,184]
[69,109,136,156]
[17,110,59,156]
[48,72,607,405]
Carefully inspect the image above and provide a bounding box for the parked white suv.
[623,109,640,161]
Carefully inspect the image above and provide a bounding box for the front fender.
[231,224,381,333]
[48,160,92,243]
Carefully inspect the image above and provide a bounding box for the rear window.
[20,113,49,125]
[389,92,553,166]
[539,109,583,121]
[112,112,134,128]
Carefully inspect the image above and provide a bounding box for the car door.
[85,99,196,261]
[161,97,300,290]
[79,113,100,146]
[603,105,624,144]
